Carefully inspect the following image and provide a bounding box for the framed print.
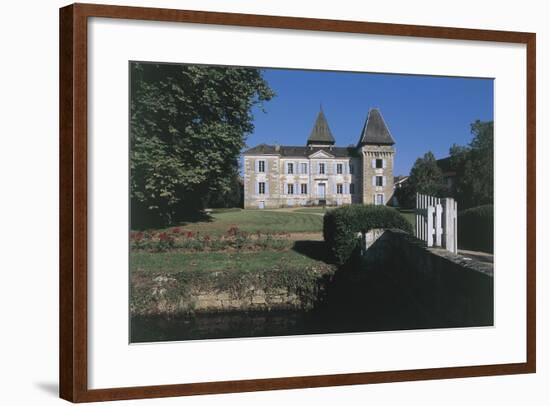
[59,3,536,402]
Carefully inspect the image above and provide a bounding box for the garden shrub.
[457,204,493,253]
[323,204,413,265]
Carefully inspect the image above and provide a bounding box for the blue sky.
[247,68,493,176]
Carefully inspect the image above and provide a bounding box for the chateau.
[243,108,395,209]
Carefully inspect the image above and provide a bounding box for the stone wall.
[131,273,331,317]
[362,229,494,326]
[131,231,493,327]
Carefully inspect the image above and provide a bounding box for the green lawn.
[398,209,415,228]
[293,207,332,214]
[160,209,323,236]
[131,249,328,274]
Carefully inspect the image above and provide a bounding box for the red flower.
[186,231,194,238]
[171,227,181,234]
[158,232,172,242]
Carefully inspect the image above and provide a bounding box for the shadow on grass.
[132,209,214,231]
[292,240,334,264]
[177,210,213,225]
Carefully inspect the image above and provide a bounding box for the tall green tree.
[449,120,493,209]
[395,151,447,208]
[130,63,274,226]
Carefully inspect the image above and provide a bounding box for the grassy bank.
[131,249,328,274]
[130,207,332,316]
[130,249,336,316]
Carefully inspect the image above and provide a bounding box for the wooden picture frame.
[59,3,536,402]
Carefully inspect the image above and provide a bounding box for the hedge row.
[323,205,413,265]
[457,204,494,254]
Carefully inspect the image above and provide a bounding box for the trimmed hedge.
[323,205,413,264]
[458,204,493,253]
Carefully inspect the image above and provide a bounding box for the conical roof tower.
[307,108,335,146]
[357,108,395,146]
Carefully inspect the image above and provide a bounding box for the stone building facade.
[243,108,395,209]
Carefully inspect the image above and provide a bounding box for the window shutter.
[265,181,269,195]
[382,159,386,169]
[383,176,387,186]
[372,158,376,168]
[255,182,259,194]
[255,160,259,173]
[372,176,376,186]
[344,184,349,194]
[294,183,299,195]
[297,162,301,175]
[264,160,268,173]
[344,162,348,174]
[317,162,320,174]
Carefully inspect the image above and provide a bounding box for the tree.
[203,169,243,209]
[449,120,493,209]
[130,63,274,226]
[396,151,447,208]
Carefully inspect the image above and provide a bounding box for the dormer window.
[319,163,325,174]
[337,163,343,174]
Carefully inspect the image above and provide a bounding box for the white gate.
[415,193,458,253]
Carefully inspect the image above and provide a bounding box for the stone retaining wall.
[362,229,494,326]
[131,274,325,316]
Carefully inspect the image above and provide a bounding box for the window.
[301,184,308,194]
[376,194,384,205]
[337,163,343,174]
[350,183,355,194]
[258,160,265,173]
[376,176,383,186]
[337,184,343,194]
[287,163,294,174]
[319,163,325,174]
[301,163,308,174]
[258,182,265,194]
[287,184,294,194]
[349,164,354,174]
[376,159,383,169]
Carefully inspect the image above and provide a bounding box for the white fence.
[415,193,458,254]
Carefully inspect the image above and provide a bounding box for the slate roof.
[307,110,335,145]
[358,108,395,146]
[243,144,358,158]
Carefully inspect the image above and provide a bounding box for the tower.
[307,109,336,148]
[357,108,395,205]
